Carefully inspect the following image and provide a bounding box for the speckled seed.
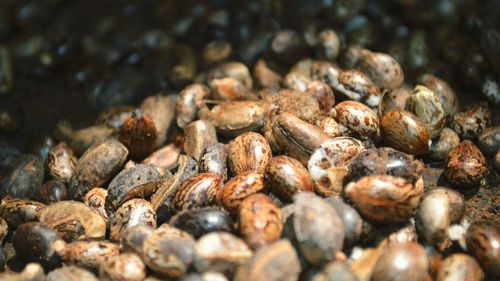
[169,207,233,239]
[84,187,109,221]
[59,241,120,270]
[271,89,321,123]
[194,232,253,276]
[46,266,99,281]
[419,74,459,120]
[306,80,336,112]
[120,224,153,257]
[316,116,341,138]
[239,193,283,249]
[324,197,363,247]
[416,187,465,249]
[38,201,107,241]
[478,126,500,156]
[265,155,314,202]
[380,110,430,155]
[405,85,445,139]
[436,254,484,281]
[234,239,301,281]
[0,198,45,227]
[99,253,146,281]
[176,84,211,128]
[47,142,77,183]
[333,70,383,108]
[332,101,380,141]
[285,193,344,265]
[172,173,222,212]
[0,217,7,243]
[429,128,460,161]
[378,87,412,116]
[69,139,128,200]
[0,154,44,199]
[228,132,272,175]
[444,140,487,188]
[308,137,365,196]
[220,172,265,213]
[200,143,229,182]
[371,242,429,281]
[143,225,196,278]
[184,120,218,161]
[110,199,156,242]
[465,221,500,277]
[272,112,331,165]
[358,50,404,90]
[344,175,423,224]
[450,101,491,139]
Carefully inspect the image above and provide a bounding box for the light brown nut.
[84,187,109,221]
[172,173,222,212]
[436,254,484,281]
[265,155,314,202]
[47,265,99,281]
[140,95,175,148]
[315,116,341,138]
[99,253,146,281]
[0,198,45,227]
[220,172,265,214]
[332,101,380,141]
[110,199,156,242]
[209,77,250,101]
[59,241,120,270]
[228,132,272,175]
[271,89,321,123]
[405,85,445,139]
[47,142,77,183]
[120,224,153,258]
[450,101,491,139]
[444,140,487,188]
[370,242,429,281]
[380,110,430,155]
[142,143,181,170]
[429,128,460,161]
[176,84,211,128]
[254,59,282,92]
[184,120,218,161]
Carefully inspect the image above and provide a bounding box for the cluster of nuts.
[0,1,499,281]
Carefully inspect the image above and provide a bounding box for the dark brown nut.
[416,187,465,249]
[405,85,446,139]
[110,199,156,242]
[172,173,222,212]
[170,207,233,239]
[194,232,253,276]
[84,187,108,220]
[199,101,271,137]
[312,261,358,281]
[0,216,7,243]
[0,154,44,199]
[436,254,484,281]
[378,87,412,116]
[0,198,45,227]
[184,120,218,161]
[306,80,335,112]
[200,143,228,182]
[150,155,198,222]
[444,140,487,188]
[59,241,120,270]
[13,222,64,269]
[465,221,500,277]
[140,95,175,148]
[54,120,116,156]
[220,172,265,214]
[40,179,69,204]
[325,197,363,247]
[96,105,135,130]
[316,116,341,139]
[69,139,128,200]
[429,128,460,161]
[142,143,181,170]
[119,110,158,159]
[380,110,430,155]
[47,265,99,281]
[451,101,491,140]
[265,155,314,202]
[478,126,500,156]
[39,201,107,241]
[271,89,321,123]
[228,132,272,175]
[99,253,146,281]
[284,193,344,265]
[344,175,423,225]
[143,225,196,278]
[47,142,77,183]
[308,137,365,196]
[176,84,211,128]
[333,70,383,108]
[234,239,301,281]
[120,224,153,257]
[273,112,331,165]
[332,101,380,141]
[345,147,425,185]
[370,242,429,281]
[254,59,282,92]
[358,49,404,90]
[239,193,283,249]
[316,29,340,61]
[106,164,167,211]
[0,263,45,281]
[419,74,459,121]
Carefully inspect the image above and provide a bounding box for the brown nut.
[465,221,500,277]
[358,50,404,90]
[444,140,487,188]
[419,74,459,121]
[333,70,383,108]
[176,84,211,128]
[221,172,265,213]
[120,224,153,258]
[54,121,115,156]
[405,85,446,139]
[271,89,321,123]
[451,101,491,139]
[239,193,283,249]
[332,101,380,141]
[344,175,423,225]
[0,154,44,200]
[59,241,120,270]
[47,265,99,281]
[200,143,229,182]
[119,110,158,159]
[370,242,429,281]
[209,77,250,101]
[265,155,314,202]
[380,110,430,155]
[84,187,108,221]
[228,132,272,175]
[429,128,460,161]
[436,254,484,281]
[99,253,146,281]
[324,197,363,247]
[378,87,412,116]
[110,199,156,242]
[253,59,282,92]
[172,173,222,212]
[0,198,45,227]
[184,120,218,162]
[47,142,77,183]
[139,95,175,148]
[141,142,181,170]
[316,116,341,138]
[306,80,336,112]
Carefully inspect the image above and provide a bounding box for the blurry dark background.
[0,0,499,152]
